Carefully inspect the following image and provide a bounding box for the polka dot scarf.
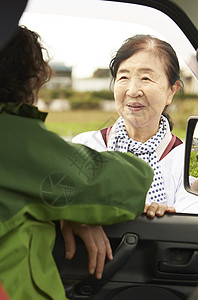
[108,115,167,203]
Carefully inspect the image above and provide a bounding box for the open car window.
[20,0,198,217]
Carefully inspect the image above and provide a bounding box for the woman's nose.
[126,80,143,97]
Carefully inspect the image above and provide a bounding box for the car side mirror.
[184,116,198,196]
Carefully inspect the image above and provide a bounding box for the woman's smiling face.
[114,50,177,137]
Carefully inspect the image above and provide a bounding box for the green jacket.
[0,103,153,300]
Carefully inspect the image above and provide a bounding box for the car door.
[54,213,198,300]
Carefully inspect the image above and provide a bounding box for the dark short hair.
[109,35,182,130]
[0,26,52,105]
[110,34,181,86]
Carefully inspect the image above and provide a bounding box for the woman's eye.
[119,76,128,80]
[142,77,150,81]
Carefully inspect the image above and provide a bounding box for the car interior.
[1,0,198,299]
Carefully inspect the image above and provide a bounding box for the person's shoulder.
[160,142,185,168]
[72,130,107,151]
[72,131,99,143]
[166,142,185,159]
[171,141,185,155]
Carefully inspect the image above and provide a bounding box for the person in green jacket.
[0,26,153,300]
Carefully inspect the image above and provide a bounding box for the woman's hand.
[60,220,113,280]
[144,202,175,218]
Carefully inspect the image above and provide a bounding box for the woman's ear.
[172,80,181,94]
[167,80,181,105]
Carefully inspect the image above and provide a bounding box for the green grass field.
[45,98,198,140]
[190,150,198,177]
[46,110,119,138]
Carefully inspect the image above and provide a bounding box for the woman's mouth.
[126,103,145,111]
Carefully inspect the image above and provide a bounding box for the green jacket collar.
[0,102,47,122]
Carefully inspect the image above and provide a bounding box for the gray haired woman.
[73,34,198,217]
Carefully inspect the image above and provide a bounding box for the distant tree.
[93,68,110,78]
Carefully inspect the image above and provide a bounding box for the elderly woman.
[73,34,198,217]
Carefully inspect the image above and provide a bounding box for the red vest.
[100,126,183,161]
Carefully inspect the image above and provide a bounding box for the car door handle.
[66,233,138,299]
[159,250,198,274]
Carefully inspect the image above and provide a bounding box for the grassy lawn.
[190,150,198,177]
[46,110,119,138]
[45,98,198,140]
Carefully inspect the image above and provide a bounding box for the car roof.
[108,0,198,50]
[0,0,28,50]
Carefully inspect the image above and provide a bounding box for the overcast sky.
[20,14,161,78]
[19,0,197,78]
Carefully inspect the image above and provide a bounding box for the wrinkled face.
[114,51,176,134]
